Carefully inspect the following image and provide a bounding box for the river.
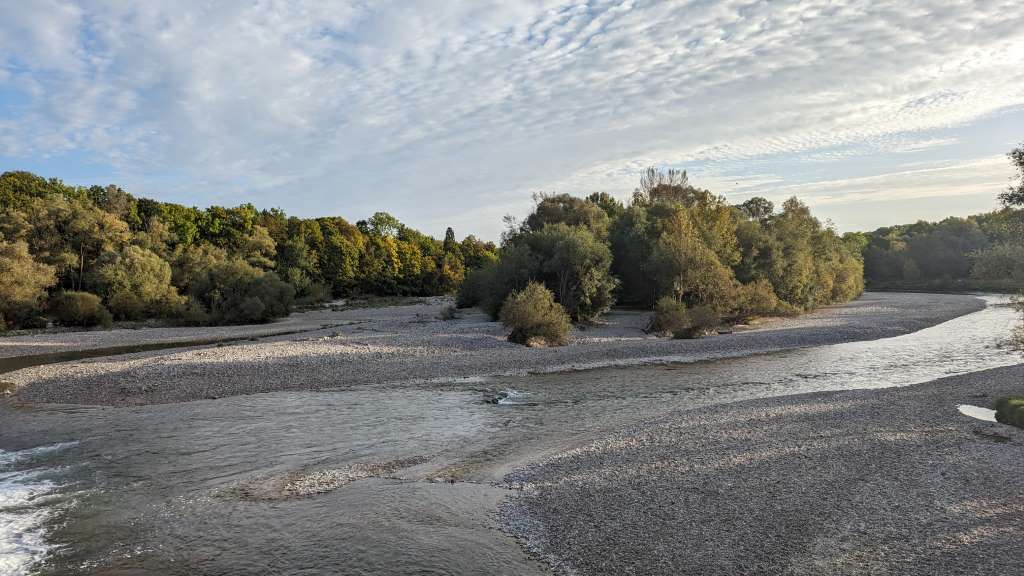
[0,295,1019,575]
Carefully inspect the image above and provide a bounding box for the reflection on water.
[0,296,1019,575]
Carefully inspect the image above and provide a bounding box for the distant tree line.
[0,171,497,330]
[458,167,865,340]
[855,143,1024,292]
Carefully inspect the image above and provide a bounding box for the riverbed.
[0,293,1020,575]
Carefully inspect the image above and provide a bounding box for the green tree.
[94,245,184,319]
[999,143,1024,206]
[0,237,57,328]
[184,256,294,324]
[443,227,457,254]
[524,223,617,322]
[739,197,774,222]
[649,208,737,311]
[526,193,611,239]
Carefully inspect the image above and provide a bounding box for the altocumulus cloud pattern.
[1,0,1023,236]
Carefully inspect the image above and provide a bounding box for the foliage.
[685,305,721,338]
[522,224,617,322]
[859,145,1024,292]
[184,257,295,324]
[466,167,862,334]
[645,296,690,337]
[646,298,719,339]
[499,282,571,347]
[861,209,1024,290]
[94,246,185,319]
[972,243,1024,284]
[0,170,498,327]
[526,193,611,239]
[994,397,1024,429]
[49,291,113,328]
[456,264,493,309]
[476,243,540,319]
[733,278,780,321]
[998,143,1024,207]
[0,237,57,328]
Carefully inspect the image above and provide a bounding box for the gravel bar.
[5,292,985,406]
[502,364,1024,576]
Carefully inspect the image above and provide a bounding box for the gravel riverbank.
[502,364,1024,576]
[5,292,985,406]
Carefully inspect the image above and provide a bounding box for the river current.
[0,295,1019,575]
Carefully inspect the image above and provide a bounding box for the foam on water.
[0,443,75,576]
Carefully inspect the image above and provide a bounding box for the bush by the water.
[646,297,720,339]
[94,245,184,320]
[0,238,56,329]
[685,305,720,338]
[995,397,1024,429]
[646,297,690,337]
[499,282,571,347]
[49,291,113,328]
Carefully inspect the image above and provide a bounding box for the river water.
[1,296,1020,575]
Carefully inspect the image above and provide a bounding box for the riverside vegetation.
[857,143,1024,292]
[3,142,1022,344]
[465,168,865,344]
[0,171,498,330]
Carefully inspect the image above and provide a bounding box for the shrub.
[0,238,57,328]
[186,258,295,324]
[646,297,690,337]
[685,305,720,338]
[499,282,571,347]
[94,246,184,320]
[995,397,1024,429]
[175,297,211,326]
[456,265,491,309]
[480,243,539,319]
[733,279,779,321]
[21,315,49,329]
[295,282,332,306]
[49,291,113,328]
[646,298,719,339]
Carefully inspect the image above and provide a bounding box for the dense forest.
[458,168,865,337]
[0,171,497,330]
[857,144,1024,292]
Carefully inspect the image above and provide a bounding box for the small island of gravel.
[2,291,985,406]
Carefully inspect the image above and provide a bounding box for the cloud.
[760,156,1014,206]
[1,0,1023,237]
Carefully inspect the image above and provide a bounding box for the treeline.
[855,209,1024,291]
[856,144,1024,292]
[0,171,496,330]
[458,168,864,341]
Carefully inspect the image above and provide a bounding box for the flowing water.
[1,295,1020,575]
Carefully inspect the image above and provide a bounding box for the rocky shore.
[3,292,985,406]
[502,364,1024,576]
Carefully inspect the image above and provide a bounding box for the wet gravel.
[5,292,985,406]
[502,364,1024,576]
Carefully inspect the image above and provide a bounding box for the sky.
[1,0,1022,240]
